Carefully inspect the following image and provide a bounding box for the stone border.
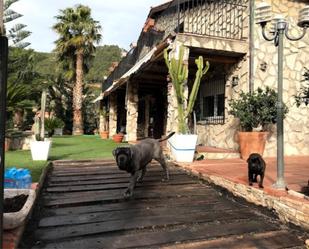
[175,164,309,231]
[15,162,52,249]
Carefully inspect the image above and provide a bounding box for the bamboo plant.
[164,45,209,134]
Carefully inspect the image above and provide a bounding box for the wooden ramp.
[20,160,307,249]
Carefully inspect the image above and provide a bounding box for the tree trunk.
[73,51,84,135]
[13,109,24,129]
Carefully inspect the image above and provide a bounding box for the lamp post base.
[272,179,287,190]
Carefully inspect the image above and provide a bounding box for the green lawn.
[5,135,123,182]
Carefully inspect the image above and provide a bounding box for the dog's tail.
[158,132,175,142]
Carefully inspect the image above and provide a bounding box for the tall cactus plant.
[34,90,47,141]
[164,45,209,134]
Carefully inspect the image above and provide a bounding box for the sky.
[6,0,167,52]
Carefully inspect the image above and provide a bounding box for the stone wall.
[126,81,139,141]
[196,57,249,150]
[5,131,33,151]
[108,92,117,136]
[253,0,309,156]
[155,0,249,41]
[195,0,309,157]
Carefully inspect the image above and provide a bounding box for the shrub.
[229,87,288,132]
[295,68,309,107]
[45,117,65,137]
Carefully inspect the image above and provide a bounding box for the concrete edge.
[15,162,52,249]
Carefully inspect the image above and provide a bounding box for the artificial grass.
[5,135,123,182]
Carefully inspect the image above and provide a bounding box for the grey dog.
[113,132,175,198]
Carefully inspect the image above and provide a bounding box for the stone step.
[196,146,240,160]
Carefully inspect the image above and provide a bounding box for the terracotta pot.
[113,133,124,143]
[238,131,268,160]
[100,131,109,139]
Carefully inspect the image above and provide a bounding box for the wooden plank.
[48,173,129,182]
[34,210,258,241]
[42,196,228,216]
[51,169,180,177]
[44,184,210,199]
[32,221,277,248]
[48,171,185,183]
[161,230,304,249]
[51,169,126,177]
[46,174,194,187]
[39,202,246,227]
[52,163,179,173]
[45,179,197,193]
[42,186,218,207]
[53,160,115,166]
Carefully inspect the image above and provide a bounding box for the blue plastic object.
[4,167,32,189]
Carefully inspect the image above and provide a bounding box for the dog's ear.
[129,148,133,159]
[124,147,132,159]
[257,154,264,165]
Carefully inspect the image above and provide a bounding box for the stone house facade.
[101,0,309,157]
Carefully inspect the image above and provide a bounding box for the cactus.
[164,45,209,134]
[34,90,47,141]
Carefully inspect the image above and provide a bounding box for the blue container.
[4,167,32,189]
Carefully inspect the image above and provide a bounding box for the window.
[198,77,226,124]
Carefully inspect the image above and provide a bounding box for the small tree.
[164,45,209,134]
[295,68,309,107]
[229,87,288,131]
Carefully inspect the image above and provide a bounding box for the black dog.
[247,153,266,188]
[113,132,175,198]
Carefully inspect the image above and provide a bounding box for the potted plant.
[113,133,124,143]
[229,87,288,160]
[99,107,109,139]
[45,117,65,137]
[30,90,52,161]
[164,45,210,162]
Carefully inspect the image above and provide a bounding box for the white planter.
[168,134,198,162]
[4,188,36,230]
[30,139,51,161]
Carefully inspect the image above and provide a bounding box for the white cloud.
[5,0,165,52]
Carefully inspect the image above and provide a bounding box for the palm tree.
[4,0,31,48]
[53,5,101,135]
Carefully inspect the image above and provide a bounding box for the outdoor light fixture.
[255,2,309,189]
[298,6,309,28]
[232,76,239,87]
[255,2,272,26]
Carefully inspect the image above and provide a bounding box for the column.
[108,92,117,136]
[126,81,139,141]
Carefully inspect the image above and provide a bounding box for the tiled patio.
[176,155,309,232]
[179,156,309,195]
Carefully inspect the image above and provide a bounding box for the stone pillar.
[126,81,139,141]
[166,80,178,134]
[109,92,117,135]
[144,95,150,137]
[165,42,190,134]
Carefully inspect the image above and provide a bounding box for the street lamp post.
[255,3,309,189]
